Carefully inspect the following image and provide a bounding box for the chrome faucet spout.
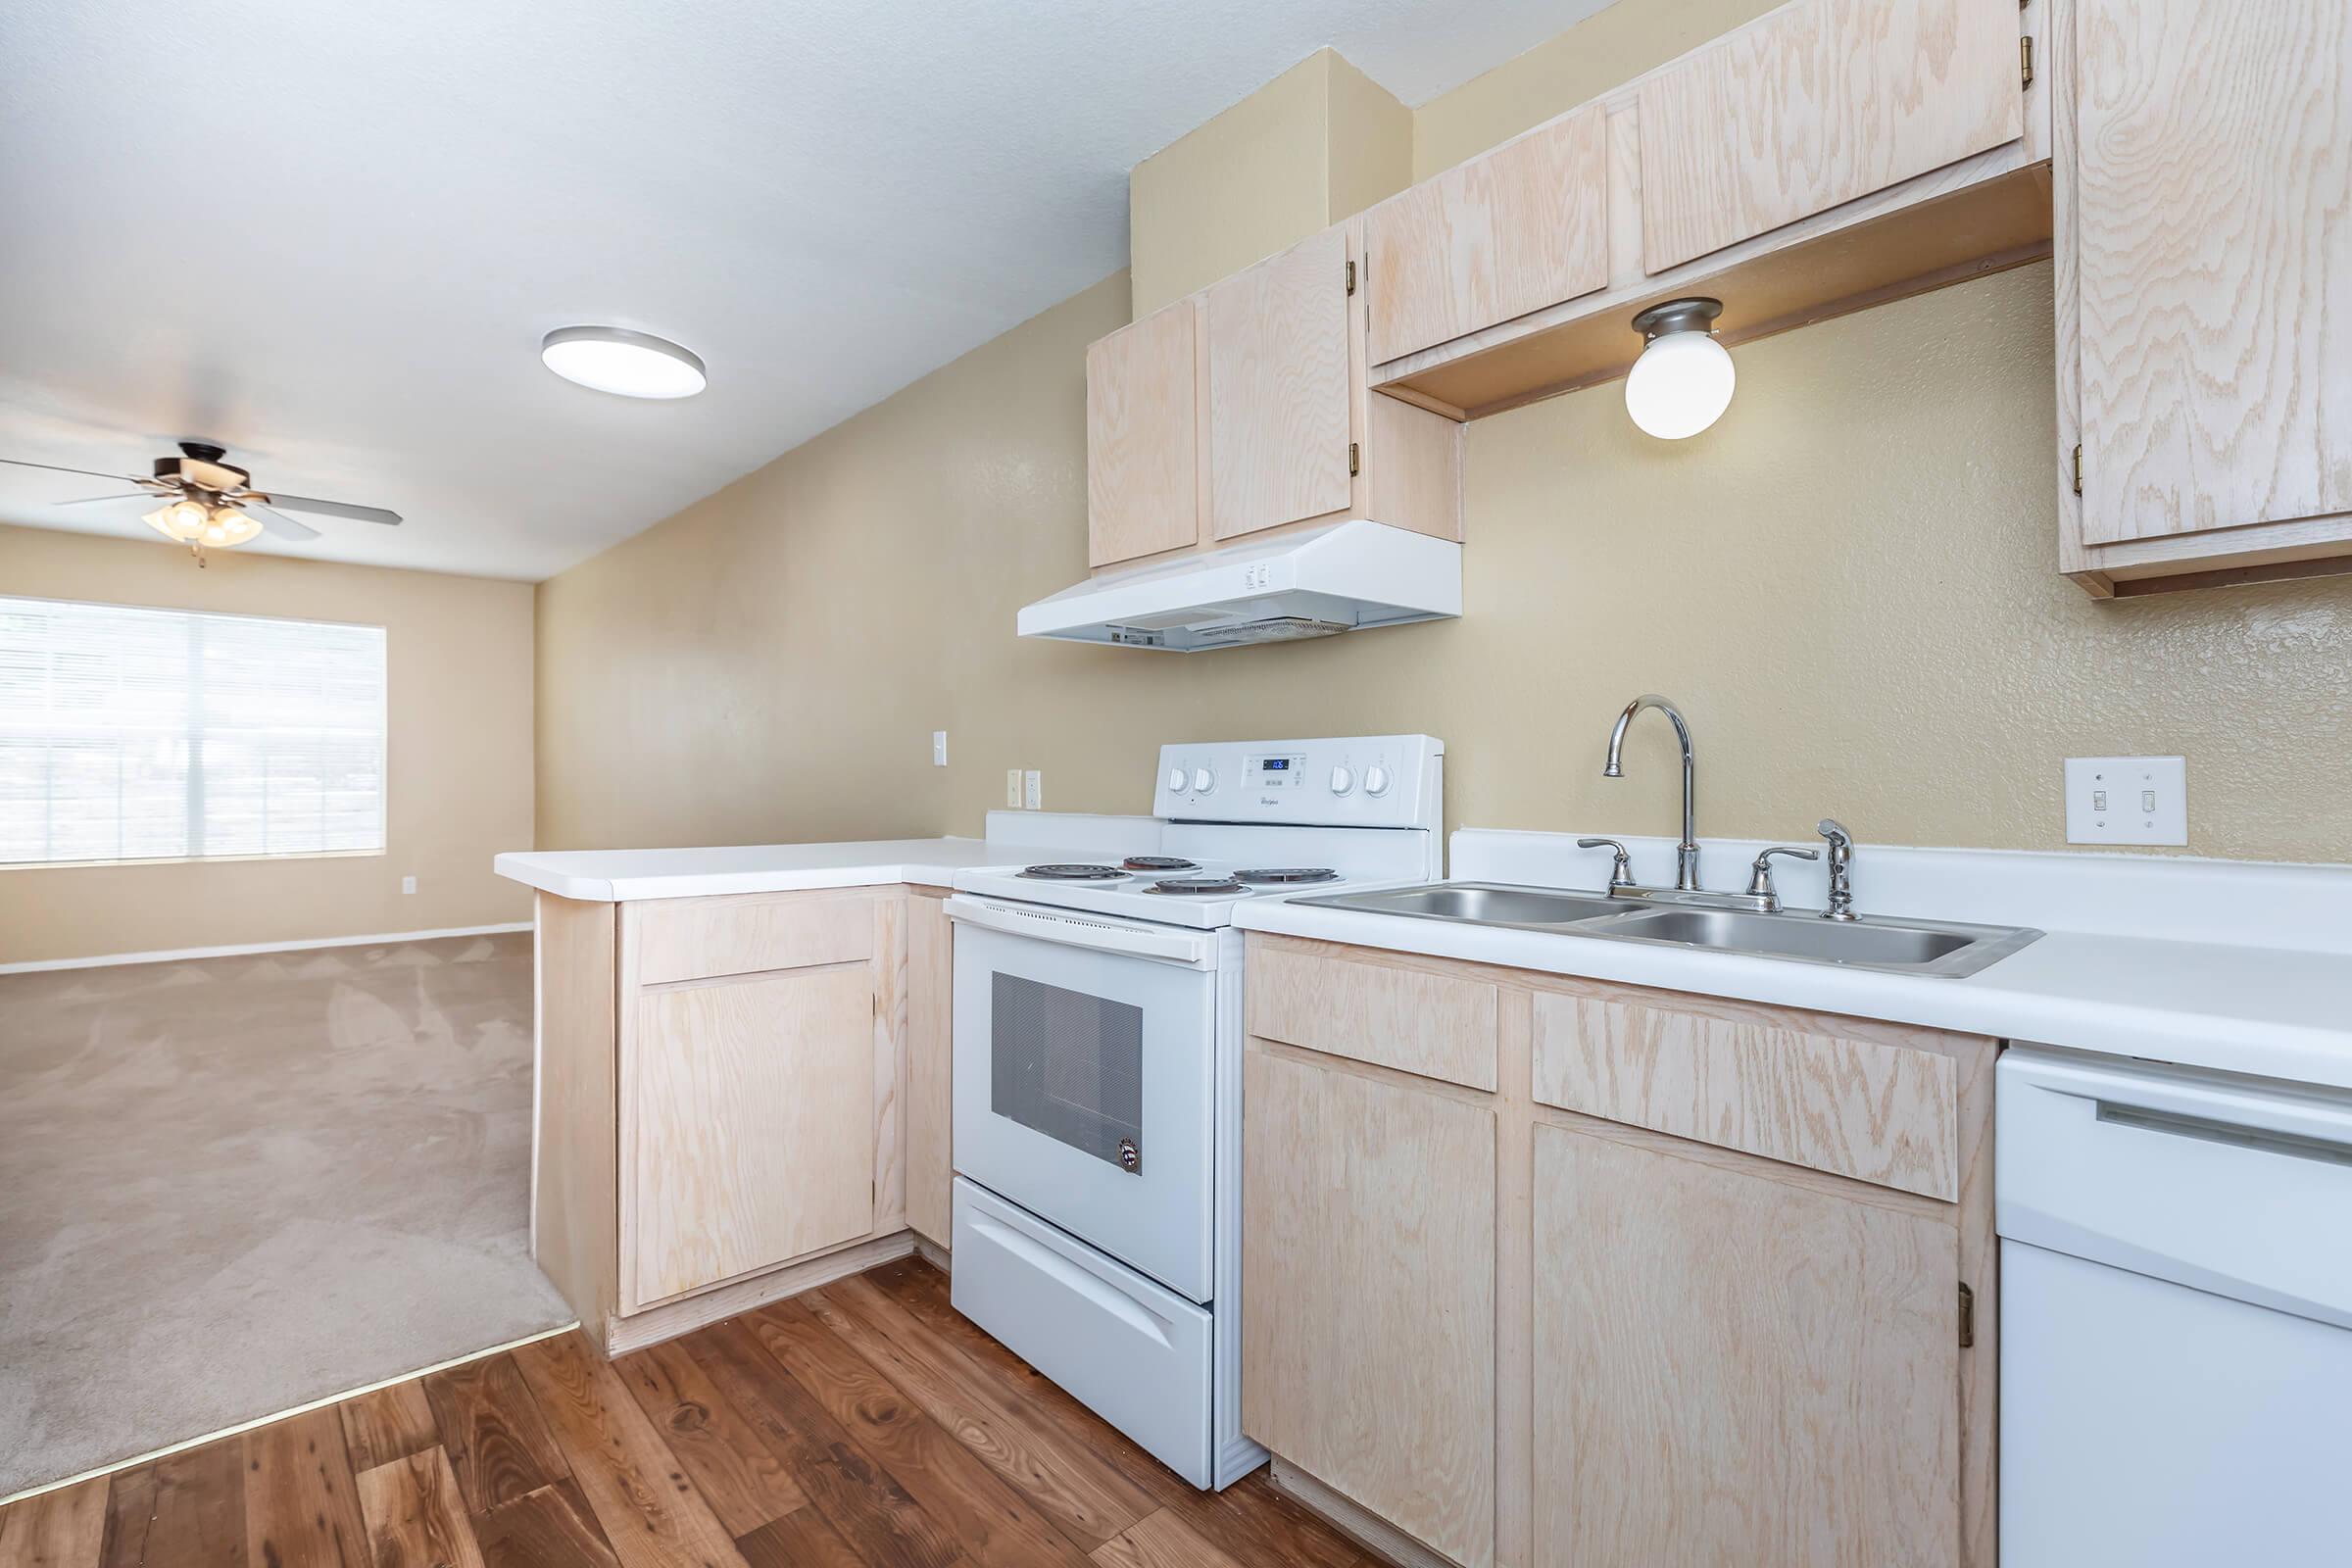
[1602,695,1700,891]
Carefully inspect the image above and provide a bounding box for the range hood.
[1017,519,1462,651]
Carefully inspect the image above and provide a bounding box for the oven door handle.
[944,894,1217,969]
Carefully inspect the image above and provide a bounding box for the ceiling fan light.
[144,497,214,543]
[540,325,707,399]
[207,504,263,546]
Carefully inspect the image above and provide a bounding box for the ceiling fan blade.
[250,505,321,541]
[1,456,150,484]
[259,492,401,525]
[55,492,158,506]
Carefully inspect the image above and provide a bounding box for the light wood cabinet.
[905,887,953,1246]
[2057,0,2352,593]
[1364,104,1610,367]
[1635,0,2025,274]
[625,963,877,1306]
[1533,1119,1962,1567]
[1086,298,1202,568]
[1206,226,1357,541]
[1242,1044,1497,1568]
[533,884,936,1355]
[1243,934,1997,1568]
[1363,0,2047,421]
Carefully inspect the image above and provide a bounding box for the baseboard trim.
[0,1318,577,1510]
[0,922,534,975]
[1265,1456,1454,1568]
[603,1231,918,1356]
[912,1233,952,1273]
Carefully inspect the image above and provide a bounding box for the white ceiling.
[0,0,1607,580]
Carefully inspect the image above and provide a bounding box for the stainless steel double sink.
[1291,881,2041,979]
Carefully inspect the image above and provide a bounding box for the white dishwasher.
[1997,1047,2352,1566]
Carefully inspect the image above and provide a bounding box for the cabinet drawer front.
[1248,945,1498,1092]
[1366,102,1610,365]
[1532,992,1960,1200]
[633,891,876,985]
[626,965,878,1307]
[2076,0,2352,547]
[1087,299,1201,567]
[1637,0,2025,273]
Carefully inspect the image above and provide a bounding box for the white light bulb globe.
[1624,330,1736,440]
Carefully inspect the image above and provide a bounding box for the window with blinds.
[0,596,387,866]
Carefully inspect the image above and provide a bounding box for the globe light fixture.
[1624,297,1736,440]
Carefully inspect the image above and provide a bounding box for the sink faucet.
[1603,695,1700,891]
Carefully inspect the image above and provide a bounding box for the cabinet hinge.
[1348,441,1361,476]
[2020,36,2034,89]
[1958,1282,1977,1348]
[1346,259,1357,296]
[2072,443,2083,496]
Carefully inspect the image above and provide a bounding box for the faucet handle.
[1576,837,1637,892]
[1745,845,1818,902]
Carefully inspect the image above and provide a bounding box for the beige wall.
[1128,49,1411,316]
[0,525,533,963]
[536,2,2352,867]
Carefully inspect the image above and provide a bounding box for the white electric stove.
[944,735,1443,1490]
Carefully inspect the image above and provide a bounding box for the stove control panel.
[1154,735,1444,829]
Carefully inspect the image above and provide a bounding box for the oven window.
[991,973,1145,1171]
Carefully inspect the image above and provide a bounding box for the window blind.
[0,596,387,866]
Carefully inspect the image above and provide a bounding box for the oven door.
[947,894,1216,1303]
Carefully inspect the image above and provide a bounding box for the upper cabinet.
[1636,0,2026,273]
[1083,221,1463,571]
[1085,298,1202,568]
[2058,0,2352,594]
[1364,103,1610,365]
[1204,226,1357,541]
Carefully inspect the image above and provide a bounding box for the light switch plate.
[1005,768,1022,808]
[401,875,417,895]
[2065,756,2186,846]
[1024,769,1043,810]
[932,730,948,766]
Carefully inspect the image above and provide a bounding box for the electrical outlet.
[1024,769,1043,810]
[401,874,417,895]
[932,730,949,766]
[2065,756,2186,846]
[1006,768,1023,808]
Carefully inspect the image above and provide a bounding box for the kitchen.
[1,0,2347,1564]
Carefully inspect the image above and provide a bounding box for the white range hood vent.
[1017,519,1462,652]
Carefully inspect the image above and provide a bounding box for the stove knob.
[1166,766,1189,793]
[1329,764,1355,796]
[1363,763,1393,797]
[1191,765,1216,794]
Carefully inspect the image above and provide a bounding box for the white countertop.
[1236,831,2352,1093]
[494,811,1167,902]
[499,838,1042,902]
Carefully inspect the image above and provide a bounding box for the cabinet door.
[1638,0,2024,273]
[1532,1121,1960,1568]
[1204,227,1355,541]
[626,964,877,1306]
[2075,0,2352,548]
[1087,299,1201,567]
[1366,104,1610,365]
[904,889,952,1246]
[1243,1047,1495,1568]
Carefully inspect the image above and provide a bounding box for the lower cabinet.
[1242,1046,1497,1568]
[536,882,955,1354]
[1532,1121,1962,1567]
[1241,935,1996,1568]
[625,963,879,1305]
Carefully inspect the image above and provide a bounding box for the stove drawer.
[952,1178,1213,1488]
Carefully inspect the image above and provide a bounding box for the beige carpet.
[0,932,572,1498]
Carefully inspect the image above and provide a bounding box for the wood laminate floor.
[0,1256,1386,1568]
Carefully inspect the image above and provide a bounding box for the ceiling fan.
[0,440,402,564]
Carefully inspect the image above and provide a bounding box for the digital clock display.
[1261,758,1290,771]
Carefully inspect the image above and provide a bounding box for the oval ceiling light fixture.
[540,325,708,400]
[1624,297,1735,440]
